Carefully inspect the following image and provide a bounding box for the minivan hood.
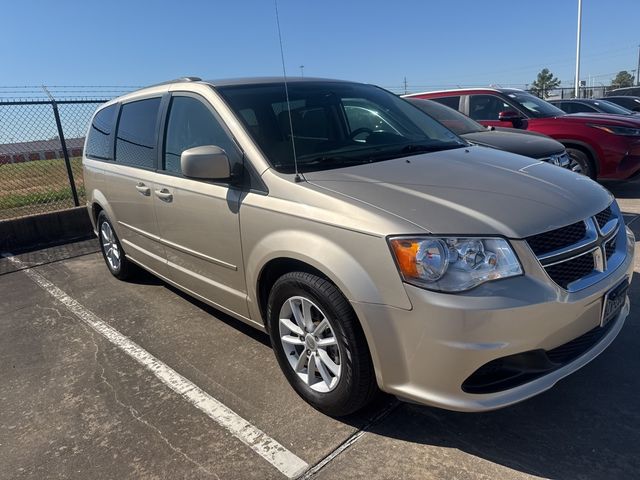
[462,129,564,159]
[304,146,612,238]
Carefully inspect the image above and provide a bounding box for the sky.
[1,0,639,95]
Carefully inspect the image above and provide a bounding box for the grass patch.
[0,157,85,219]
[1,185,86,210]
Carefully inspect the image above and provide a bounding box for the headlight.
[388,236,522,292]
[590,124,640,136]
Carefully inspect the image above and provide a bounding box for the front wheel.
[566,148,595,179]
[267,272,377,417]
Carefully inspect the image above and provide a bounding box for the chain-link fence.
[0,98,107,220]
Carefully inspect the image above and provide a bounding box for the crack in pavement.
[43,300,222,479]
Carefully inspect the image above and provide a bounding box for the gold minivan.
[84,77,634,416]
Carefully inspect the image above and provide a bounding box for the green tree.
[611,70,635,89]
[530,68,561,98]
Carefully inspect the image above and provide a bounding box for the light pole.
[636,45,640,86]
[299,65,304,78]
[574,0,582,98]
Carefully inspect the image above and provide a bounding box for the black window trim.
[113,94,164,171]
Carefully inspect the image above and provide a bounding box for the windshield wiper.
[297,155,371,172]
[400,143,464,154]
[300,156,368,167]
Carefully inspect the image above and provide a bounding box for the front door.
[153,93,249,317]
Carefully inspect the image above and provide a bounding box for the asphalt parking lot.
[1,179,640,480]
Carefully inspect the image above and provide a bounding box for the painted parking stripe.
[6,255,308,479]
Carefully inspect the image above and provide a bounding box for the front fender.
[244,228,413,323]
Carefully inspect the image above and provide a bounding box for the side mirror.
[181,145,230,180]
[498,110,521,122]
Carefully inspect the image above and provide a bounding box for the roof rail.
[147,76,202,87]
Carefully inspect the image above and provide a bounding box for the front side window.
[218,82,464,173]
[86,104,118,160]
[468,95,514,121]
[115,98,161,168]
[163,95,238,175]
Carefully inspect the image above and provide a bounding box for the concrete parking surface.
[1,180,640,480]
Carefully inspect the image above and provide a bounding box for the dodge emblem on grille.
[593,247,605,272]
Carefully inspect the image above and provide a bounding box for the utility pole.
[574,0,582,97]
[403,76,408,95]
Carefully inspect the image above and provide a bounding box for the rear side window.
[86,104,118,160]
[431,96,461,110]
[163,95,239,175]
[115,98,161,169]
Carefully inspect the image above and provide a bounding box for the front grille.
[526,221,586,256]
[546,321,614,364]
[526,203,622,291]
[595,206,612,230]
[544,253,595,289]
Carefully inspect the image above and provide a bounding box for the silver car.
[83,77,635,416]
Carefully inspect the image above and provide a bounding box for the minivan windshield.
[217,81,465,173]
[505,91,566,118]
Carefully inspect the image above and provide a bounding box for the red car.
[404,88,640,180]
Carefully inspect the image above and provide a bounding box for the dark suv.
[405,88,640,180]
[601,96,640,113]
[550,98,638,116]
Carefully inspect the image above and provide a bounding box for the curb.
[0,207,93,253]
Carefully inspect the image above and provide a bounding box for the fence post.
[43,86,80,207]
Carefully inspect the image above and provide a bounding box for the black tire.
[97,211,135,280]
[566,148,595,179]
[267,272,378,417]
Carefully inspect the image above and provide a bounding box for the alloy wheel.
[278,296,342,393]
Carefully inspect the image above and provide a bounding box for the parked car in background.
[600,96,640,113]
[83,77,635,416]
[405,88,640,180]
[606,86,640,98]
[549,98,638,116]
[407,98,571,169]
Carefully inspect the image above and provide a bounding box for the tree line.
[529,68,636,98]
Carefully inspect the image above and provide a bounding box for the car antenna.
[274,0,302,182]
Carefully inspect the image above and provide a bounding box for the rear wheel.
[566,148,595,179]
[97,211,135,280]
[267,272,377,416]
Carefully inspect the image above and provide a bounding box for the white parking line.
[5,255,309,479]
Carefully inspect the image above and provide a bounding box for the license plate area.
[601,278,629,327]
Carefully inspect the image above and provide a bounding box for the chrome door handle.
[155,188,173,202]
[135,183,151,196]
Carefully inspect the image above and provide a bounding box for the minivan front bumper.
[352,227,635,412]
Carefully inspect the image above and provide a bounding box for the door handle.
[135,182,151,196]
[155,188,173,202]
